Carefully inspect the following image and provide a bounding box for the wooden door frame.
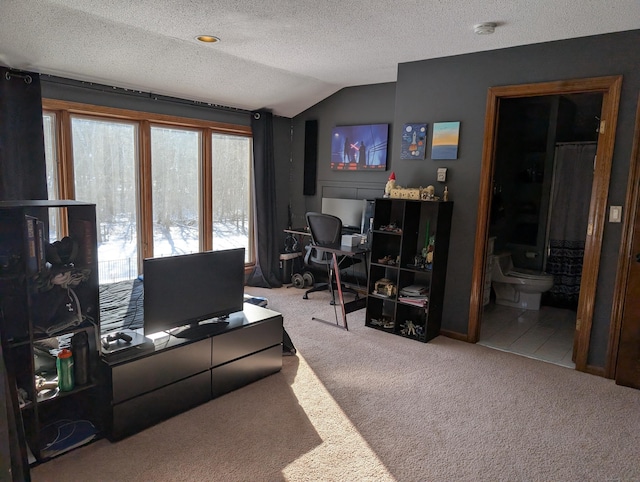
[467,76,622,374]
[608,93,640,379]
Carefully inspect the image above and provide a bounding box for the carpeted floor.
[32,286,640,481]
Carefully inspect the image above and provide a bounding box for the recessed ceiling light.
[474,23,497,35]
[196,35,220,43]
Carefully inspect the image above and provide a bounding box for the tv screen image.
[143,248,245,338]
[331,124,389,171]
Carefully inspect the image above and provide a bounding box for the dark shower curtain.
[545,142,596,309]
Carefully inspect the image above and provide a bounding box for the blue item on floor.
[244,294,268,308]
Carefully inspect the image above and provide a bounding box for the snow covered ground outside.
[97,222,248,284]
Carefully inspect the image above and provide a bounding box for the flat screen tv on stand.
[143,248,245,339]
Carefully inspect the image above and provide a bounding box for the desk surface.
[285,226,362,236]
[285,228,369,252]
[284,227,310,235]
[311,243,369,256]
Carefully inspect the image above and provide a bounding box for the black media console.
[101,302,283,440]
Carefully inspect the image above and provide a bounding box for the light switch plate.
[609,205,622,223]
[437,167,447,182]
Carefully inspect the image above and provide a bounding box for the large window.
[42,112,59,201]
[42,99,253,284]
[42,112,61,240]
[211,133,252,256]
[151,126,201,257]
[72,117,139,281]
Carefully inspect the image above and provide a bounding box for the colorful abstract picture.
[400,123,427,159]
[431,121,461,160]
[331,124,389,170]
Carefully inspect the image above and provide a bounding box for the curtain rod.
[41,74,253,116]
[4,69,33,84]
[555,141,597,146]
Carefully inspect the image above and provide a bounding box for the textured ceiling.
[1,0,640,117]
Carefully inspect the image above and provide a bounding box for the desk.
[284,227,369,329]
[310,244,368,331]
[284,227,310,236]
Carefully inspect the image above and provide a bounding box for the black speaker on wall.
[303,120,318,196]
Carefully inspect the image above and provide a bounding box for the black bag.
[283,328,296,356]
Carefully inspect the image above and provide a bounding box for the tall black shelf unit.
[0,200,101,463]
[365,198,453,342]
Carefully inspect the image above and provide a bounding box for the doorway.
[468,76,623,373]
[480,93,601,367]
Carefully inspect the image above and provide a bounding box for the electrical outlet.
[437,168,447,182]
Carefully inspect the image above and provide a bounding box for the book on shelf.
[35,219,46,270]
[398,296,428,307]
[23,215,38,274]
[23,215,47,273]
[399,284,428,297]
[69,218,95,265]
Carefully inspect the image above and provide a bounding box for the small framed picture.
[400,123,427,160]
[431,121,460,160]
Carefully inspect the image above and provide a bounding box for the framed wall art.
[431,121,460,160]
[330,123,389,170]
[400,123,427,159]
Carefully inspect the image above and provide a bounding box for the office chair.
[303,212,361,302]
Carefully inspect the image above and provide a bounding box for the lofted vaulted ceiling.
[1,0,640,117]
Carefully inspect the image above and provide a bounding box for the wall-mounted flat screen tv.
[331,124,389,171]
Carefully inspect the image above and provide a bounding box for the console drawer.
[112,337,211,403]
[110,371,211,440]
[212,318,282,367]
[212,345,282,398]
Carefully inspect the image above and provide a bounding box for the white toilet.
[491,252,554,310]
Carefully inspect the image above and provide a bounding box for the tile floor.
[478,303,576,369]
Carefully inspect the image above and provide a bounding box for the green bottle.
[56,348,75,392]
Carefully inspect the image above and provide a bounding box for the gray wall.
[290,29,640,368]
[41,76,252,127]
[290,83,397,228]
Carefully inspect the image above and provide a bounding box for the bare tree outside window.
[151,126,200,257]
[211,134,251,260]
[42,103,255,284]
[72,117,138,282]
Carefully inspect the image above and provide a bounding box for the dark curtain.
[0,67,47,201]
[0,342,30,481]
[246,110,282,288]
